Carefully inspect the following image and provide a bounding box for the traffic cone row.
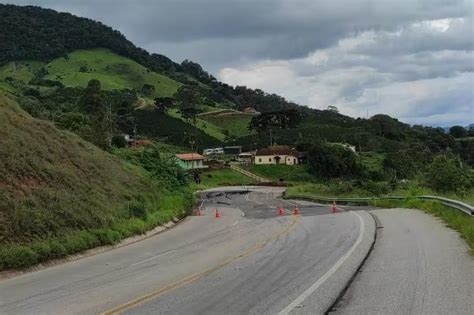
[195,208,222,218]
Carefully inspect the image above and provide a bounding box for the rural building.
[224,146,242,155]
[175,153,207,170]
[237,152,253,164]
[254,145,302,165]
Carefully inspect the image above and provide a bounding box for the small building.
[237,152,253,164]
[254,145,302,165]
[175,153,207,170]
[224,146,242,155]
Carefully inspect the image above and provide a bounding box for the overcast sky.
[6,0,474,126]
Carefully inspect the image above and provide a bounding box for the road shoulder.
[332,208,474,315]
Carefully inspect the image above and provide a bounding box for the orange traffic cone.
[293,206,300,215]
[215,209,221,218]
[332,201,337,213]
[278,205,285,216]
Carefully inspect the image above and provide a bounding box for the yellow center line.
[102,215,301,315]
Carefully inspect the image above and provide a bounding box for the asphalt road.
[0,186,375,315]
[0,187,472,314]
[332,208,474,315]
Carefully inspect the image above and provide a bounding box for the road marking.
[278,211,365,315]
[130,250,177,267]
[102,216,300,315]
[231,220,239,226]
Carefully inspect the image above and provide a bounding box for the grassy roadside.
[191,168,256,190]
[0,190,195,270]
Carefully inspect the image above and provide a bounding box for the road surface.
[0,187,472,314]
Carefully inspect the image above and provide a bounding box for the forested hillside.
[1,4,472,171]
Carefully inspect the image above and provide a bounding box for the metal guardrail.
[284,193,474,216]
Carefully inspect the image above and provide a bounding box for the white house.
[254,145,302,165]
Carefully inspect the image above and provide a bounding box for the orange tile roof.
[175,153,204,161]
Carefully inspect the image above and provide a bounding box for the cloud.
[218,21,474,126]
[4,0,474,126]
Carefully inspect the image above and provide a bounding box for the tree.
[425,154,470,193]
[111,135,127,148]
[174,86,200,124]
[307,143,360,179]
[180,107,200,124]
[141,84,155,96]
[77,79,110,148]
[154,97,174,114]
[468,126,474,137]
[248,110,301,133]
[449,125,468,138]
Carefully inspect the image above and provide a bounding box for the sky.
[6,0,474,127]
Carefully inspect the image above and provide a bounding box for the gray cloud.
[4,0,474,126]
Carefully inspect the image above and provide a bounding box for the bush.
[0,245,38,269]
[129,201,148,219]
[111,135,128,148]
[425,155,471,193]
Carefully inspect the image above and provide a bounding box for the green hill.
[0,94,191,269]
[0,49,181,97]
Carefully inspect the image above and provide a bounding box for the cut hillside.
[0,93,167,245]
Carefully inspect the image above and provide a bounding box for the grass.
[245,165,314,183]
[200,113,254,137]
[0,49,182,97]
[0,61,45,82]
[0,93,194,270]
[168,108,227,141]
[191,168,256,190]
[45,49,181,97]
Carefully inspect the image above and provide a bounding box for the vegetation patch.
[0,94,194,270]
[192,169,256,190]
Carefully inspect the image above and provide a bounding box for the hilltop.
[0,4,471,167]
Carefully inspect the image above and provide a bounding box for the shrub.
[111,135,128,148]
[48,240,67,259]
[425,154,471,193]
[0,245,38,269]
[129,201,148,219]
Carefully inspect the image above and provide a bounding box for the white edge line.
[278,211,365,315]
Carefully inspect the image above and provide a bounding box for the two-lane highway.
[0,186,375,314]
[2,186,471,314]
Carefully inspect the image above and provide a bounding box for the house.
[175,153,207,170]
[254,145,302,165]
